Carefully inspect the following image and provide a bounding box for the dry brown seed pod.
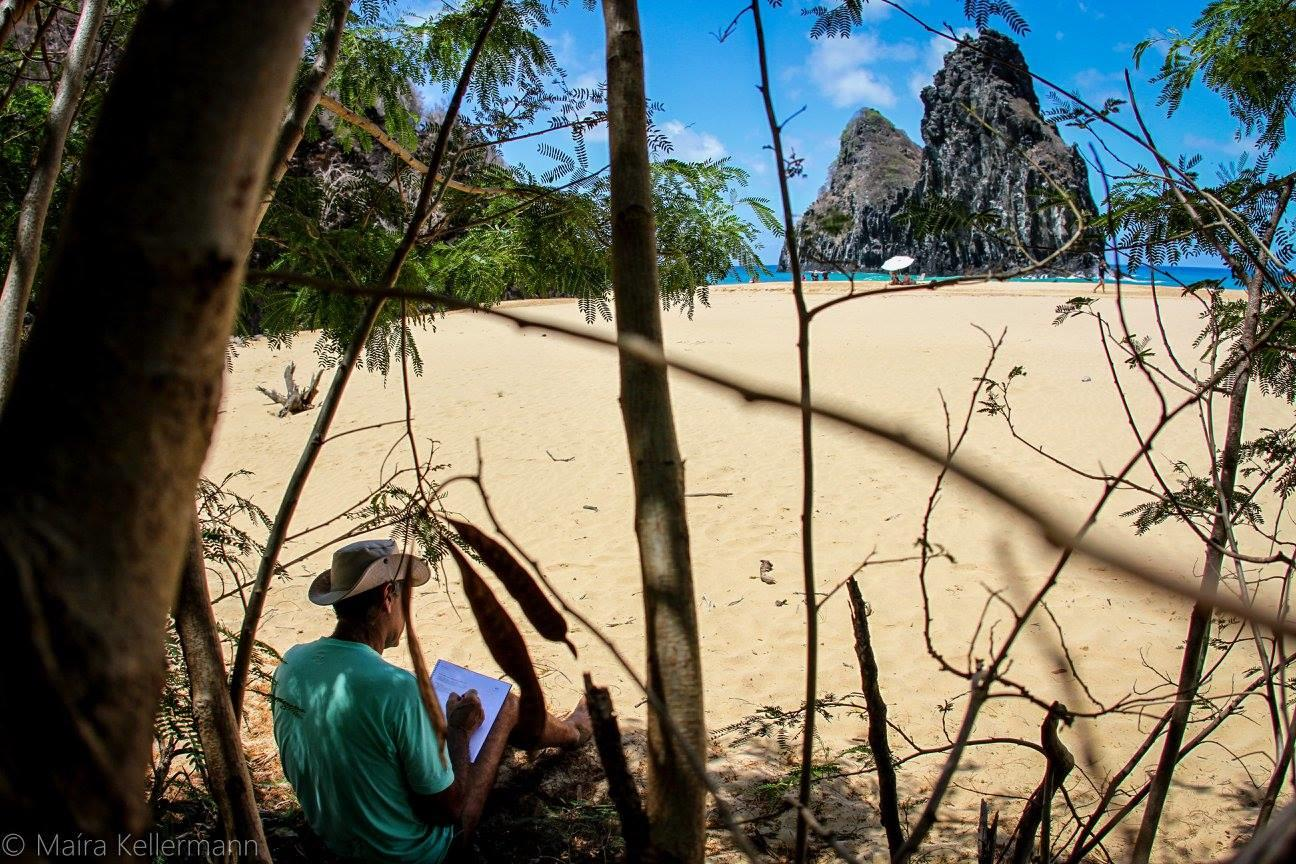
[447,544,547,746]
[448,517,576,657]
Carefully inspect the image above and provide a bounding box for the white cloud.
[741,154,770,177]
[551,31,577,68]
[829,68,897,107]
[1183,133,1255,157]
[571,70,602,92]
[804,33,914,107]
[1070,67,1127,105]
[907,72,930,100]
[662,120,727,161]
[855,2,892,20]
[1073,67,1119,90]
[908,32,966,97]
[1143,29,1170,59]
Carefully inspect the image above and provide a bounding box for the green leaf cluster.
[1136,0,1296,153]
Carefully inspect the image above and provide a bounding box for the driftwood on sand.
[257,362,323,417]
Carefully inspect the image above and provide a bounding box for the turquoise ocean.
[720,264,1245,290]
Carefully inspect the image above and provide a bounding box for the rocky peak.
[789,108,921,268]
[824,109,922,207]
[792,30,1100,276]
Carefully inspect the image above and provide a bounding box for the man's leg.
[451,695,592,840]
[452,694,518,840]
[511,694,592,750]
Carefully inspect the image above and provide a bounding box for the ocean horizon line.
[725,263,1245,289]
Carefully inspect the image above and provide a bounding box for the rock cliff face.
[790,30,1100,275]
[789,108,921,269]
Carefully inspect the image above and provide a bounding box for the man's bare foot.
[564,697,593,748]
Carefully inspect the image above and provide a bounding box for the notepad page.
[430,658,512,761]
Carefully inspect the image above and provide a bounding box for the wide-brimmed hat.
[308,538,431,606]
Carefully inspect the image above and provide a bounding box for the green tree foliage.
[1,1,773,376]
[0,0,140,294]
[1065,1,1296,559]
[802,0,1028,40]
[654,158,780,314]
[1136,0,1296,154]
[244,0,773,370]
[1095,1,1296,409]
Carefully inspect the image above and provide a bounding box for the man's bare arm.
[410,724,473,828]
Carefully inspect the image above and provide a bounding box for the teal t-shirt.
[272,638,455,863]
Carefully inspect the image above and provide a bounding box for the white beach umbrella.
[881,255,915,272]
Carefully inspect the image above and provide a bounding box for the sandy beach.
[207,281,1290,861]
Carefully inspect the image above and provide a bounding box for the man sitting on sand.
[272,539,592,863]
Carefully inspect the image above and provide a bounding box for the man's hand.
[446,689,484,734]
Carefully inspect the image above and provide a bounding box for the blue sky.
[416,1,1271,265]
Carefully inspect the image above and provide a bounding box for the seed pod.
[402,570,449,766]
[448,544,547,746]
[448,517,576,658]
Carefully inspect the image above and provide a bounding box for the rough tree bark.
[602,2,707,861]
[0,0,37,50]
[228,0,507,721]
[171,4,348,848]
[977,800,999,864]
[0,0,320,842]
[174,521,272,864]
[0,0,108,408]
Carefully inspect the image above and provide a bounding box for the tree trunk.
[1231,801,1296,864]
[977,800,998,864]
[0,0,108,408]
[253,0,350,231]
[1131,273,1264,862]
[601,2,706,861]
[847,579,904,855]
[1010,704,1073,864]
[0,0,37,50]
[1256,717,1296,831]
[228,0,506,721]
[174,518,272,863]
[0,0,320,842]
[584,674,652,864]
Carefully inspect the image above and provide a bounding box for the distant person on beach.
[1096,260,1107,291]
[272,539,592,863]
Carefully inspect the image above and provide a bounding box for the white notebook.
[431,658,512,761]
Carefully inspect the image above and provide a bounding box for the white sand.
[208,282,1291,861]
